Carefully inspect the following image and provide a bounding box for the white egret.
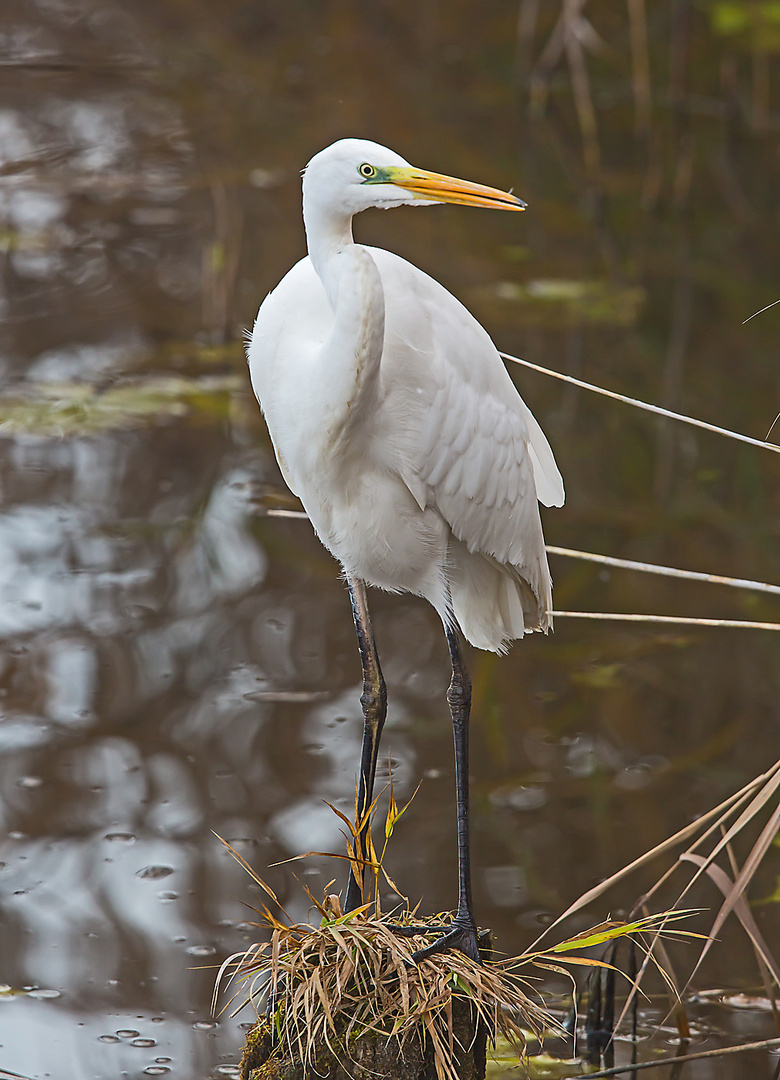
[248,138,564,961]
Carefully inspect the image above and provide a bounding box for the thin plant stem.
[500,352,780,455]
[564,1037,780,1079]
[546,546,780,597]
[552,612,780,631]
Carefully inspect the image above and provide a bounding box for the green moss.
[0,375,242,437]
[240,1020,275,1080]
[238,996,488,1080]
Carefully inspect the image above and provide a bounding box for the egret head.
[302,138,526,219]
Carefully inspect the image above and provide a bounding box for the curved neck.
[301,200,385,460]
[303,197,354,293]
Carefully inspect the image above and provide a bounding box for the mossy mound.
[240,996,487,1080]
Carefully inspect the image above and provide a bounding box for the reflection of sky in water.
[46,100,130,172]
[0,392,388,1075]
[1,1000,247,1080]
[270,687,415,866]
[27,337,144,382]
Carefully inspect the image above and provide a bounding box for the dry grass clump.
[210,778,708,1080]
[214,784,558,1078]
[224,900,551,1080]
[211,760,780,1079]
[213,832,690,1080]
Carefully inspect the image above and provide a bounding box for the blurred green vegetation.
[0,375,242,436]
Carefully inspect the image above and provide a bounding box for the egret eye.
[358,162,376,180]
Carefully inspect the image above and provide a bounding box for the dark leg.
[344,575,387,912]
[411,624,480,962]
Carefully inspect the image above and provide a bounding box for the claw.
[391,923,447,938]
[410,919,482,963]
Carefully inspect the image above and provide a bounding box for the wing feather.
[422,372,543,566]
[372,247,563,578]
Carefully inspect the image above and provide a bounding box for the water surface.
[1,3,779,1077]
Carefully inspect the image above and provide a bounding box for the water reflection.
[0,1,779,1078]
[1,998,246,1079]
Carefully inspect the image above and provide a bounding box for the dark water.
[1,3,779,1078]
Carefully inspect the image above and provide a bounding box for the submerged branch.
[564,1036,780,1079]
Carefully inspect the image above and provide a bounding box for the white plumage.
[248,138,563,653]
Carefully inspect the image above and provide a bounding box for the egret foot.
[391,919,488,964]
[389,921,461,939]
[391,923,490,959]
[411,918,481,963]
[390,923,442,937]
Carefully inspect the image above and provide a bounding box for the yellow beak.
[386,165,526,211]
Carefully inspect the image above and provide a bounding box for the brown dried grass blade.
[656,765,780,961]
[213,832,293,918]
[681,848,780,988]
[529,760,780,951]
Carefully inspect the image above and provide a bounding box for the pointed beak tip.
[392,167,528,212]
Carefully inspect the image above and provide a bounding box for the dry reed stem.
[627,0,651,135]
[499,352,780,455]
[552,612,780,632]
[266,510,780,609]
[546,546,780,598]
[564,1036,780,1079]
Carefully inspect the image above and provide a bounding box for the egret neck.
[303,198,385,458]
[302,186,355,286]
